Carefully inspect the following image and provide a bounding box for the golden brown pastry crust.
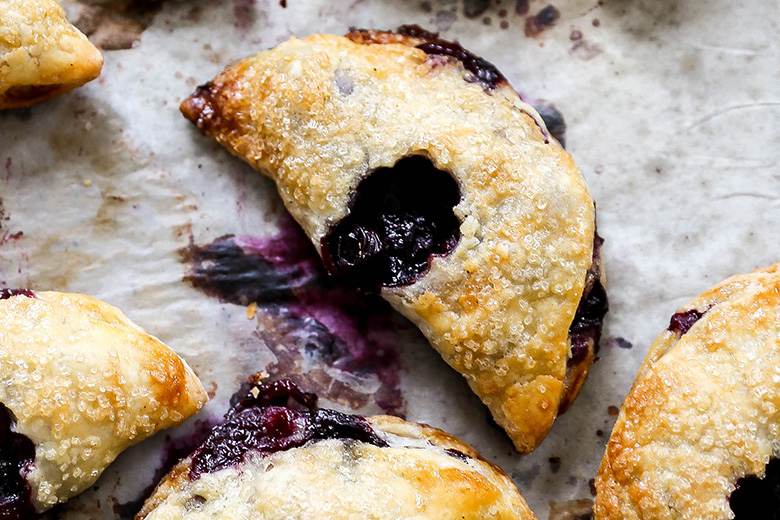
[0,291,207,512]
[594,263,780,519]
[0,0,103,109]
[137,414,537,520]
[180,31,597,452]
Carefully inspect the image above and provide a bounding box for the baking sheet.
[1,0,779,518]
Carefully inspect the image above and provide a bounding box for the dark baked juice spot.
[321,155,460,291]
[668,307,708,337]
[730,458,780,519]
[0,289,35,300]
[189,378,386,479]
[0,403,36,520]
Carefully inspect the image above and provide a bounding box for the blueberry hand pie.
[0,289,208,517]
[180,26,606,453]
[137,377,537,519]
[0,0,103,109]
[595,263,780,519]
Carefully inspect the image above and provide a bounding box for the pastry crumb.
[82,179,92,187]
[246,302,258,319]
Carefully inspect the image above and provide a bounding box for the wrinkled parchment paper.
[1,0,779,518]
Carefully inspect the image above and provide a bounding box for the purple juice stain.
[189,378,386,479]
[730,458,780,519]
[182,216,405,416]
[232,0,257,33]
[462,0,490,18]
[0,403,36,520]
[668,307,708,337]
[0,289,35,300]
[321,155,460,291]
[183,232,314,306]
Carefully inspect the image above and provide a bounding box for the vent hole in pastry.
[322,155,461,291]
[0,403,36,519]
[730,458,780,519]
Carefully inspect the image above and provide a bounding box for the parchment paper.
[1,0,779,518]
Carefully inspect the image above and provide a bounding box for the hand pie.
[594,263,780,519]
[0,289,208,517]
[137,376,537,520]
[0,0,103,109]
[180,26,606,453]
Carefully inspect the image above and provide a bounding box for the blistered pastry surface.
[139,415,536,520]
[0,292,207,512]
[181,33,595,452]
[0,0,102,109]
[594,263,780,520]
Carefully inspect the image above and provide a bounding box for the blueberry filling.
[0,403,36,520]
[667,307,709,337]
[188,378,387,479]
[396,25,506,90]
[730,458,780,519]
[321,156,460,291]
[0,290,35,301]
[568,232,608,363]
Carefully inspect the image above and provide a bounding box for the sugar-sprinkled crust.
[0,291,207,513]
[138,414,537,519]
[180,30,598,452]
[594,263,780,519]
[0,0,103,109]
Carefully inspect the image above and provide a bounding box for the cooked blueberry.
[668,308,708,337]
[322,156,460,291]
[189,378,386,479]
[333,226,384,270]
[0,403,36,520]
[730,458,780,519]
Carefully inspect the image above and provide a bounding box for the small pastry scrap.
[0,289,208,517]
[180,26,607,453]
[0,0,103,109]
[137,376,537,520]
[594,263,780,520]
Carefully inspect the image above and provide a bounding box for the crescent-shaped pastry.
[137,376,537,520]
[594,263,780,519]
[180,26,606,453]
[0,289,208,517]
[0,0,103,109]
